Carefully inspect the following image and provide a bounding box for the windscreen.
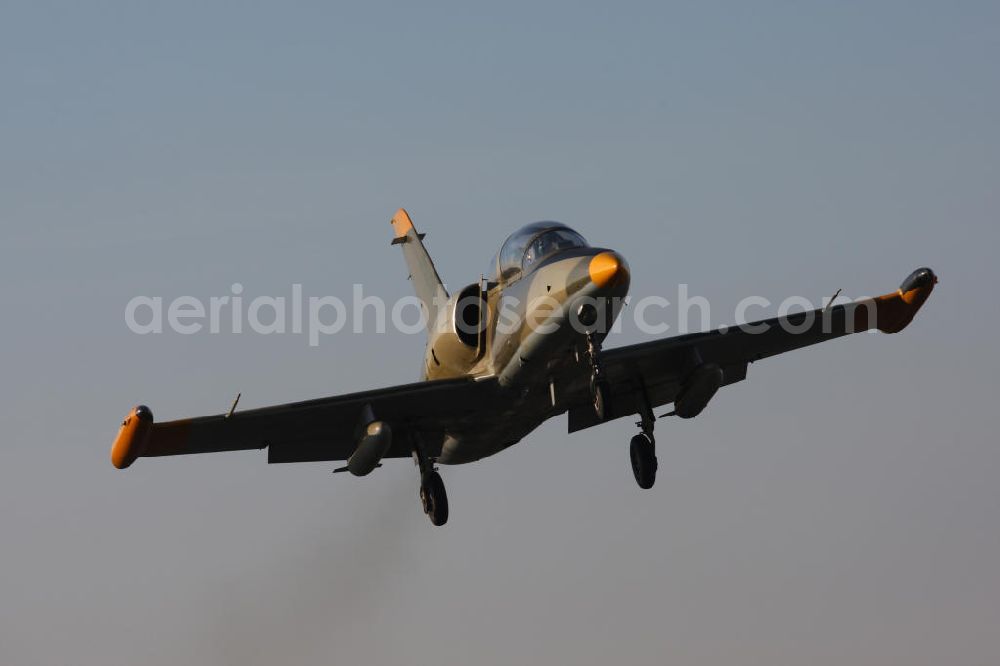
[495,223,588,282]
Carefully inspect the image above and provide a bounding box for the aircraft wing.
[568,267,937,432]
[111,376,500,469]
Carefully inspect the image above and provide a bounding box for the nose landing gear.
[585,333,611,421]
[591,377,609,421]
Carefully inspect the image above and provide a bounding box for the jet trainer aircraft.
[111,209,937,525]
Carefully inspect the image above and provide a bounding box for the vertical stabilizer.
[390,208,448,326]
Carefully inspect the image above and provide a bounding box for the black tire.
[420,471,449,526]
[592,379,610,421]
[630,433,657,490]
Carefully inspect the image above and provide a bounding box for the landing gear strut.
[412,434,448,526]
[591,378,609,421]
[629,383,657,489]
[585,333,611,421]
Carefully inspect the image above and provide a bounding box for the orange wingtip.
[110,405,153,469]
[870,267,938,334]
[391,208,414,238]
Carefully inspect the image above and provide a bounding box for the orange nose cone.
[589,252,623,288]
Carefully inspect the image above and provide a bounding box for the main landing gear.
[630,433,656,489]
[420,470,448,526]
[581,332,656,490]
[412,434,448,526]
[629,384,658,490]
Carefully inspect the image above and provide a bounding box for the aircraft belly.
[437,409,546,465]
[437,436,515,465]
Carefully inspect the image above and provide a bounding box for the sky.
[1,1,998,664]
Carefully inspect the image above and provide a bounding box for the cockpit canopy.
[495,222,589,283]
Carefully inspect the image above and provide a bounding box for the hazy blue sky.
[1,2,998,665]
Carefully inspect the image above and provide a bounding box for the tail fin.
[390,208,448,326]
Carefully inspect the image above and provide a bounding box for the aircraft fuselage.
[431,243,630,463]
